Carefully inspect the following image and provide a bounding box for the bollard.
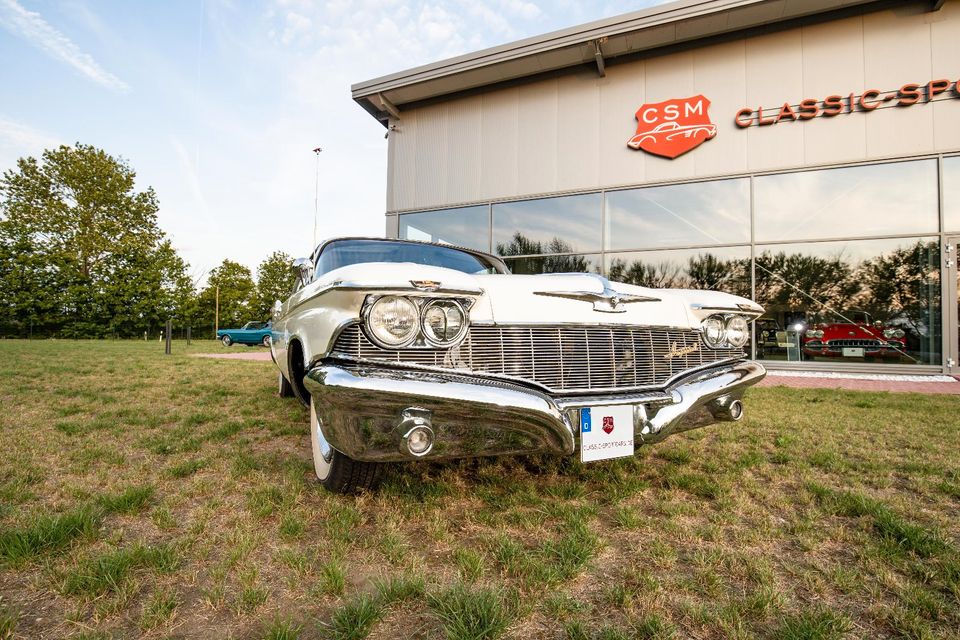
[165,319,172,355]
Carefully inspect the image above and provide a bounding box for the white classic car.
[271,237,765,493]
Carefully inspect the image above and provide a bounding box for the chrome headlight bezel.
[725,315,750,348]
[420,299,469,347]
[361,294,473,350]
[363,295,421,349]
[700,313,753,349]
[701,316,727,349]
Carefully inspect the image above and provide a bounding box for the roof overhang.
[351,0,914,126]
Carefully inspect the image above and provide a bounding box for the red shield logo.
[602,416,614,435]
[627,94,717,159]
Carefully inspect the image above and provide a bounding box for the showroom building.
[351,0,960,375]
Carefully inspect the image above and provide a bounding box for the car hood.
[474,272,759,327]
[315,262,761,329]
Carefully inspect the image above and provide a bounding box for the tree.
[252,251,297,318]
[0,143,191,337]
[196,259,255,333]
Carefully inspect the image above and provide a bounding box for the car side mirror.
[292,257,314,284]
[273,299,283,318]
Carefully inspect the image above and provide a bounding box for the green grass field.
[0,340,958,640]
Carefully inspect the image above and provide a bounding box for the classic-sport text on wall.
[734,78,960,128]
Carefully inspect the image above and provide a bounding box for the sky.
[0,0,663,284]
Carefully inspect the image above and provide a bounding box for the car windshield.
[316,239,506,276]
[242,322,268,330]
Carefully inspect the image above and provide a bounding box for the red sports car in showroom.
[801,311,906,361]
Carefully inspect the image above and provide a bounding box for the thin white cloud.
[0,0,128,92]
[0,115,61,172]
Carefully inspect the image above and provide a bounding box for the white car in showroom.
[271,237,765,493]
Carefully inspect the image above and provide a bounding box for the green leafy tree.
[252,251,296,318]
[0,143,191,337]
[196,259,255,334]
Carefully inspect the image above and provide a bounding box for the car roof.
[310,236,510,273]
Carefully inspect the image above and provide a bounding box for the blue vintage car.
[217,321,272,347]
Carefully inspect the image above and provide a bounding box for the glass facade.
[944,156,960,234]
[397,156,956,370]
[398,205,489,251]
[606,178,750,249]
[754,160,938,242]
[493,193,602,256]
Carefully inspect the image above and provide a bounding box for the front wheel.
[221,335,232,347]
[310,399,382,494]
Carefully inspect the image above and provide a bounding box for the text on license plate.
[580,405,634,463]
[842,347,865,357]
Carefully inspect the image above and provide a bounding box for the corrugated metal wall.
[385,2,960,214]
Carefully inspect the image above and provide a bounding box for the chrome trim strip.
[691,304,763,317]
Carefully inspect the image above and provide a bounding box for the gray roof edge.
[350,0,746,97]
[349,0,884,99]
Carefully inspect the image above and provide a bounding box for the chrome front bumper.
[303,360,766,463]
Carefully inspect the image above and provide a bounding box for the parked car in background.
[217,321,272,347]
[802,311,906,361]
[271,237,766,493]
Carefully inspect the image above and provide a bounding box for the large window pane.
[944,156,960,233]
[605,178,750,250]
[505,254,601,275]
[494,193,601,256]
[754,238,941,366]
[755,160,938,242]
[399,206,489,251]
[605,247,751,298]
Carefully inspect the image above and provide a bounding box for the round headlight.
[366,296,419,347]
[421,299,467,346]
[702,316,726,348]
[893,329,905,339]
[725,315,750,348]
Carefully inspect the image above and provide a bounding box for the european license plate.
[842,347,865,357]
[580,405,634,463]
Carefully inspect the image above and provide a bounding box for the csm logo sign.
[627,94,717,159]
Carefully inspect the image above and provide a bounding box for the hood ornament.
[534,277,659,313]
[411,279,441,291]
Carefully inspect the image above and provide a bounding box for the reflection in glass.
[605,178,749,250]
[505,254,601,275]
[494,193,601,255]
[754,160,937,242]
[944,156,960,233]
[605,247,751,298]
[399,206,489,251]
[754,238,940,365]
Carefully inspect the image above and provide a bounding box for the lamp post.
[214,284,219,339]
[313,146,322,250]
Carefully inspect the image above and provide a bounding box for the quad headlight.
[701,314,752,349]
[366,295,420,347]
[421,299,468,346]
[363,295,470,349]
[883,328,905,339]
[725,315,750,348]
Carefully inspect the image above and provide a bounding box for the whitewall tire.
[309,398,383,493]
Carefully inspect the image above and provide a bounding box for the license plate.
[580,405,634,463]
[842,347,865,357]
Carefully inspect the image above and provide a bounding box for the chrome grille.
[330,324,744,394]
[827,339,882,348]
